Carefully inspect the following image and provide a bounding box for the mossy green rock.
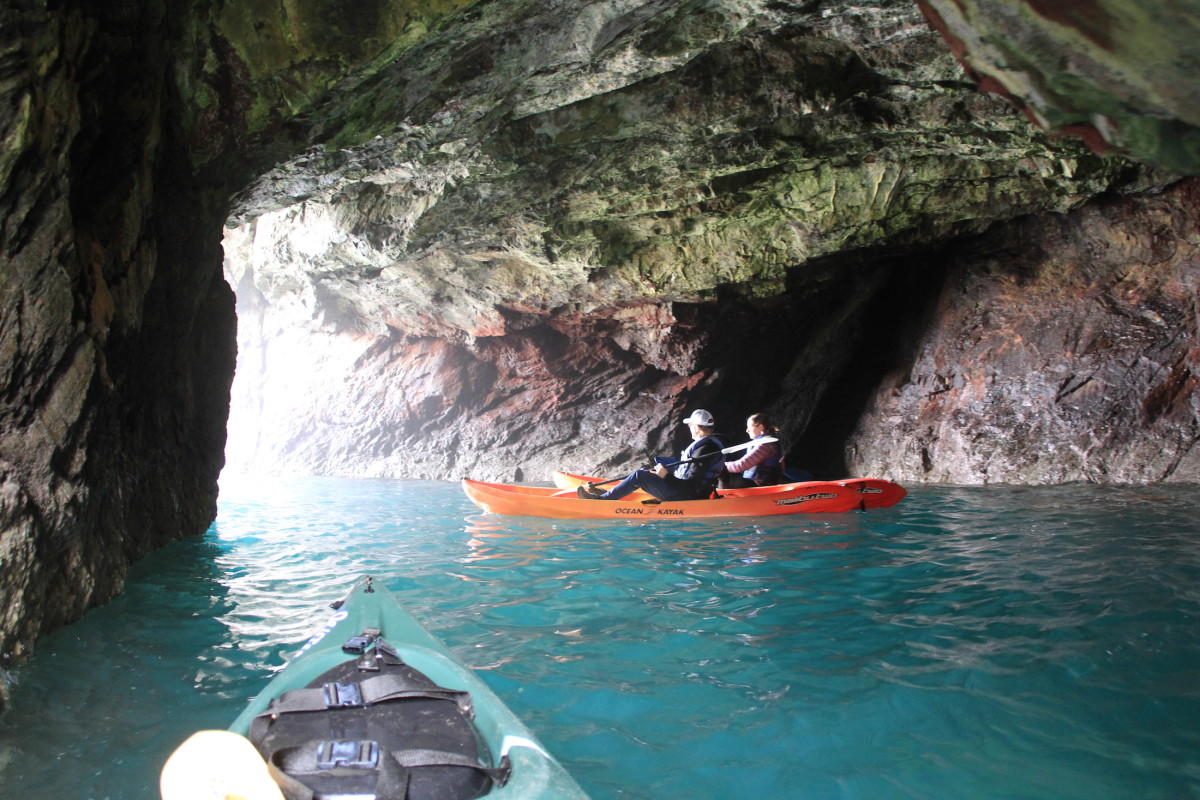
[223,2,1160,340]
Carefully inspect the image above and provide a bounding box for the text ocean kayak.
[162,575,589,800]
[462,477,906,519]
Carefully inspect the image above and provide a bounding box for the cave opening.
[694,245,953,482]
[786,247,953,480]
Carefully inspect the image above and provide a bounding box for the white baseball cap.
[682,409,715,426]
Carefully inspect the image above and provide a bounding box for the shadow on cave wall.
[698,245,953,480]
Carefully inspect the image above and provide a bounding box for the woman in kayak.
[577,409,727,501]
[719,413,785,488]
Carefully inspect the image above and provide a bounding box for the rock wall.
[847,179,1200,484]
[4,0,1200,685]
[0,1,235,675]
[1,0,471,679]
[221,0,1181,484]
[916,0,1200,173]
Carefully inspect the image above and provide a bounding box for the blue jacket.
[671,435,726,497]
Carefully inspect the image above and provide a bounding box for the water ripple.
[2,480,1199,800]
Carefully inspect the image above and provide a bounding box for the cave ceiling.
[179,0,1200,484]
[200,0,1186,344]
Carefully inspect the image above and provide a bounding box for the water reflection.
[2,481,1199,800]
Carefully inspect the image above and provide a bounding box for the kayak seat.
[249,644,507,800]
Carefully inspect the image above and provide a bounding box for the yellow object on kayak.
[160,730,284,800]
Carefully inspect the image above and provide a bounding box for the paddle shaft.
[577,436,778,492]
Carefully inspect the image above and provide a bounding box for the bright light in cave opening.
[218,214,350,481]
[222,319,319,477]
[218,212,403,482]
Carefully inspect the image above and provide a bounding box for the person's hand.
[653,464,668,478]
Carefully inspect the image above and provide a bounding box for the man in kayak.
[577,409,727,501]
[719,412,786,488]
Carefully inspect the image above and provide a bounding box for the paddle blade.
[720,435,776,454]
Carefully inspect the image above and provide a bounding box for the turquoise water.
[1,478,1199,800]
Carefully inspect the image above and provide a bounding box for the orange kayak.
[461,477,906,520]
[553,470,845,500]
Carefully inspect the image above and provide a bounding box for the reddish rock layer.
[848,179,1200,483]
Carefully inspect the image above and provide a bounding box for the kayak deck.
[462,477,906,519]
[192,576,590,800]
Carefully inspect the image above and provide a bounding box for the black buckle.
[323,681,363,707]
[316,739,379,770]
[342,635,373,654]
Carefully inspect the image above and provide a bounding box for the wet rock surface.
[917,0,1200,173]
[220,0,1177,482]
[847,179,1200,484]
[1,1,234,675]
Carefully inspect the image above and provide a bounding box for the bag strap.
[250,672,473,741]
[264,744,509,800]
[391,747,510,784]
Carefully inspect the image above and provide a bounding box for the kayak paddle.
[552,436,778,496]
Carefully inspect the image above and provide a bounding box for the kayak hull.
[229,575,589,799]
[551,470,883,500]
[462,477,906,519]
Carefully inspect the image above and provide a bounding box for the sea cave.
[2,0,1199,689]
